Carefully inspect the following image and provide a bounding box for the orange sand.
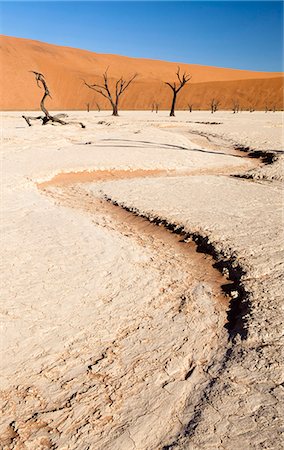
[1,35,283,111]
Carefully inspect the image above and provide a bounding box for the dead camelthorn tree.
[22,71,85,128]
[151,102,159,113]
[232,99,240,113]
[188,103,193,112]
[86,103,90,112]
[210,98,220,114]
[165,67,191,117]
[248,100,256,113]
[84,69,138,116]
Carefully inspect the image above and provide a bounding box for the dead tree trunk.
[112,103,118,116]
[188,103,193,112]
[84,69,137,117]
[165,67,191,117]
[22,72,85,128]
[86,103,90,112]
[169,92,177,117]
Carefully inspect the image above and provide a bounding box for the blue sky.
[1,1,283,71]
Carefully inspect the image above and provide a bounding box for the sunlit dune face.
[1,35,283,111]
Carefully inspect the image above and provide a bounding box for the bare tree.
[151,101,159,113]
[248,100,256,112]
[22,72,85,128]
[188,103,193,113]
[232,99,240,113]
[86,102,90,112]
[210,98,220,114]
[165,67,191,117]
[96,102,101,112]
[264,103,276,113]
[84,68,137,116]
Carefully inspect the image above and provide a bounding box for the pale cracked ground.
[1,111,283,449]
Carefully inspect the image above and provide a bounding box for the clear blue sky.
[1,1,283,71]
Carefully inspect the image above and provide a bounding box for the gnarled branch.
[23,72,85,128]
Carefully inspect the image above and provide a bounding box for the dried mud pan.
[1,112,283,449]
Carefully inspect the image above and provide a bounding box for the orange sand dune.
[1,35,283,110]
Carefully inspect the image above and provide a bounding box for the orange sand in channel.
[38,169,170,188]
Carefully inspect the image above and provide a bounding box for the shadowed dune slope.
[1,35,283,111]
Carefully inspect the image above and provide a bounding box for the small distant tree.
[188,103,193,112]
[165,67,191,117]
[86,102,90,112]
[232,99,240,113]
[248,100,256,112]
[210,98,220,114]
[96,102,101,112]
[84,68,137,116]
[264,103,276,113]
[151,101,159,113]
